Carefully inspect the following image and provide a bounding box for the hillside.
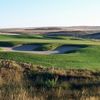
[0,60,100,100]
[0,27,100,100]
[0,26,100,34]
[0,26,100,39]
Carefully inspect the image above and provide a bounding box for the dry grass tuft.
[0,59,100,100]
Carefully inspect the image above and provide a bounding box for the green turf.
[0,45,100,70]
[0,34,44,39]
[0,34,100,46]
[0,34,100,70]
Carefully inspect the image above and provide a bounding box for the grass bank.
[0,60,100,100]
[0,45,100,70]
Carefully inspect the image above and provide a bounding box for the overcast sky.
[0,0,100,28]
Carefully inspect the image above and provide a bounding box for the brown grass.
[0,59,100,100]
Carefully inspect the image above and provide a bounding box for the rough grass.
[0,41,21,47]
[0,48,3,50]
[0,60,100,100]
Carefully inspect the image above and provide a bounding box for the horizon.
[0,0,100,28]
[1,25,100,29]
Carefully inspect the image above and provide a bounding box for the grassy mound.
[0,48,3,50]
[34,43,62,51]
[0,41,20,47]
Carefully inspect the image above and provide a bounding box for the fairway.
[0,34,100,70]
[0,34,100,45]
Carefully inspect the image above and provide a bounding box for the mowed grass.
[0,34,100,45]
[0,45,100,70]
[0,34,100,70]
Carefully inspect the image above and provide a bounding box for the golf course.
[0,33,100,69]
[0,31,100,100]
[1,0,100,99]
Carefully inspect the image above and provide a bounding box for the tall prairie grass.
[0,60,100,100]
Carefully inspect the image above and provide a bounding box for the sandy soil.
[0,44,82,54]
[13,44,40,51]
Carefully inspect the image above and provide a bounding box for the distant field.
[0,34,100,45]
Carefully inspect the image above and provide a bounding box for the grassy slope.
[0,45,100,70]
[0,60,100,100]
[0,34,100,70]
[0,34,100,45]
[34,43,62,51]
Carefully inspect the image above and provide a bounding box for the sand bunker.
[10,44,83,54]
[54,45,81,54]
[13,44,40,51]
[0,44,83,54]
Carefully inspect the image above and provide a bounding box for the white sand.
[0,45,81,54]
